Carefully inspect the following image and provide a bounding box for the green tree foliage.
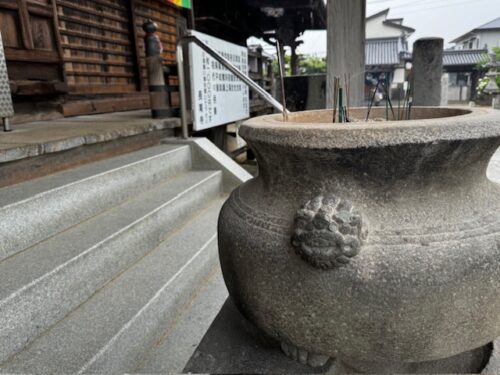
[272,54,291,77]
[273,54,327,76]
[476,47,500,96]
[299,56,327,74]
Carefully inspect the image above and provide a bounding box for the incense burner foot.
[280,341,330,368]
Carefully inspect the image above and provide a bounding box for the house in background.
[450,17,500,52]
[440,17,499,104]
[365,9,415,101]
[442,49,488,103]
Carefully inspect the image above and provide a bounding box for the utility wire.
[369,0,495,11]
[397,0,497,13]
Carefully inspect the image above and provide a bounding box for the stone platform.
[0,110,179,187]
[183,299,331,374]
[0,110,178,164]
[184,298,500,374]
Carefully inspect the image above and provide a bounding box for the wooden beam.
[51,0,66,83]
[18,0,34,49]
[58,15,129,35]
[5,47,60,63]
[9,80,68,95]
[67,84,138,94]
[60,44,133,57]
[57,1,128,23]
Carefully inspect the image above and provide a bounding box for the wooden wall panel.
[0,10,23,48]
[2,0,186,119]
[57,0,182,96]
[0,0,63,84]
[30,15,56,49]
[56,0,137,94]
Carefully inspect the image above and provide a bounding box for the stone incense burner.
[218,107,500,373]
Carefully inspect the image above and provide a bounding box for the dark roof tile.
[365,38,403,66]
[443,49,488,66]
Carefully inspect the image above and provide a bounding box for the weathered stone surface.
[483,338,500,374]
[183,299,331,373]
[412,38,444,106]
[494,95,500,110]
[218,107,500,370]
[185,298,496,374]
[0,110,179,163]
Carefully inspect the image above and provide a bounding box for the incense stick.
[338,86,344,123]
[366,79,380,121]
[333,77,339,123]
[345,73,351,122]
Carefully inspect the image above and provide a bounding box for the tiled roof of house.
[451,17,500,43]
[443,49,488,66]
[476,17,500,30]
[365,38,403,66]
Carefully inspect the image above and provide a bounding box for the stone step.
[0,170,222,364]
[0,144,191,262]
[0,197,227,374]
[136,271,228,374]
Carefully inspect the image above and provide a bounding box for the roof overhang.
[193,0,326,45]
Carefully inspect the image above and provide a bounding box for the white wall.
[366,14,403,39]
[454,31,500,51]
[477,31,500,51]
[393,67,405,83]
[447,86,469,102]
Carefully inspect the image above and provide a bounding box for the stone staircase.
[0,139,250,374]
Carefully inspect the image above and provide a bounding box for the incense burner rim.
[241,107,500,149]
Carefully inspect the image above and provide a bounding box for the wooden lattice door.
[0,0,65,90]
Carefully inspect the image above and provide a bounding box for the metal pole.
[176,44,189,139]
[276,40,289,122]
[2,117,11,132]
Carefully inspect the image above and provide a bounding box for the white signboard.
[189,30,249,131]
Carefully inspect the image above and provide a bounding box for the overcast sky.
[250,0,500,56]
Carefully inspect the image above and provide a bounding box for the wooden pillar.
[291,45,299,76]
[326,0,366,108]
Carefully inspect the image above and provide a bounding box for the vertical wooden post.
[128,0,145,92]
[51,0,67,84]
[17,0,34,50]
[257,46,264,88]
[326,0,366,108]
[291,45,299,76]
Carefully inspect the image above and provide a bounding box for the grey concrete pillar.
[412,38,444,106]
[326,0,366,108]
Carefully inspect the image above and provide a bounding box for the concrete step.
[0,144,191,262]
[136,271,228,374]
[0,170,222,364]
[0,197,227,374]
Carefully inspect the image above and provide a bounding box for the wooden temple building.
[0,0,325,123]
[1,0,186,122]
